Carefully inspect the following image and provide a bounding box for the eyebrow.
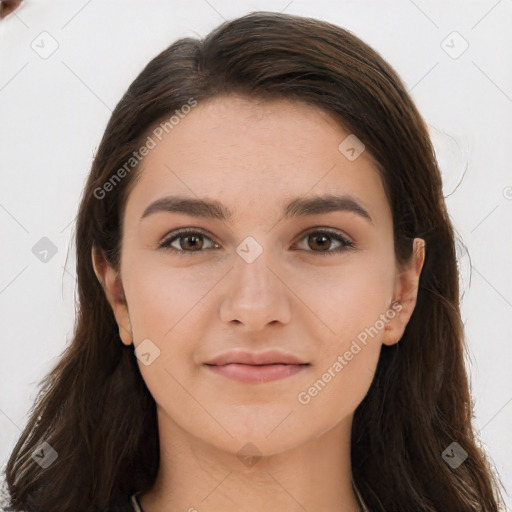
[140,193,373,225]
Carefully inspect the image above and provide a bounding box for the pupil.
[183,235,202,250]
[311,234,329,251]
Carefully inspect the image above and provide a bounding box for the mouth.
[204,362,311,383]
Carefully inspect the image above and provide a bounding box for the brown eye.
[159,229,218,254]
[178,234,204,251]
[308,233,331,251]
[296,229,355,256]
[159,227,354,257]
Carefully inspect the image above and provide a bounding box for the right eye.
[159,228,220,255]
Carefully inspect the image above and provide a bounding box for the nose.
[219,244,292,331]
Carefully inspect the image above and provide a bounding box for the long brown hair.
[3,11,506,511]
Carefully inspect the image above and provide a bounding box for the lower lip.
[204,363,309,383]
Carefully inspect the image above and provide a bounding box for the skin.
[93,94,425,512]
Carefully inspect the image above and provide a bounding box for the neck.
[139,410,363,512]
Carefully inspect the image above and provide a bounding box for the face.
[94,94,424,458]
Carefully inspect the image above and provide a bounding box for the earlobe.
[91,246,133,346]
[382,238,426,346]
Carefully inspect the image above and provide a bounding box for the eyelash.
[159,227,355,257]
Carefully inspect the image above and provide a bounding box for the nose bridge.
[234,235,280,302]
[219,234,292,328]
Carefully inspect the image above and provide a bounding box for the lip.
[204,349,308,366]
[205,363,309,383]
[203,349,310,383]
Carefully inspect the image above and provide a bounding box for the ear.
[91,245,133,346]
[382,238,426,346]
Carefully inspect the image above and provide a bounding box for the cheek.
[294,256,394,405]
[124,248,394,368]
[123,244,394,386]
[117,252,394,446]
[293,265,391,417]
[121,263,211,410]
[295,253,394,343]
[123,254,218,340]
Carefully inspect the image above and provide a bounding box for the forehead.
[124,94,390,225]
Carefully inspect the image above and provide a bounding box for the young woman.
[3,11,506,512]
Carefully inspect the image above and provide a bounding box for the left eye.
[293,230,355,255]
[159,228,355,256]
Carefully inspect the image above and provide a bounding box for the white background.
[0,0,511,509]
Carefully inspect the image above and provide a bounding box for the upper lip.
[204,349,309,366]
